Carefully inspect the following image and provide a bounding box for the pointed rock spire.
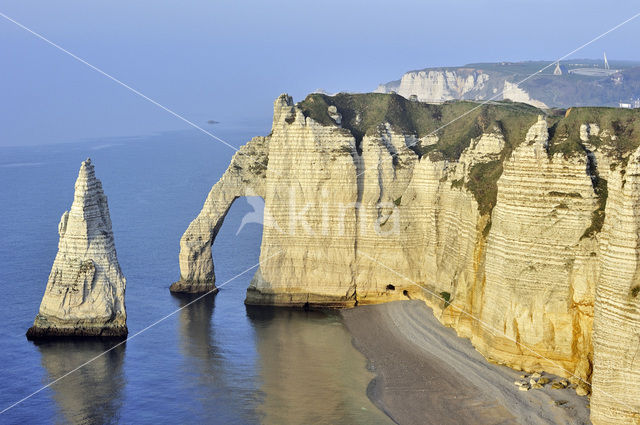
[27,159,127,339]
[525,115,549,147]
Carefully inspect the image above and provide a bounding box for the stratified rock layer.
[475,126,597,385]
[178,93,640,423]
[591,148,640,424]
[27,159,127,339]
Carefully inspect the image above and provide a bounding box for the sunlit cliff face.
[177,93,640,423]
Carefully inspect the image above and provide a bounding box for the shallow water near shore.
[0,129,391,424]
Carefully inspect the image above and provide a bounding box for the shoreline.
[341,300,591,425]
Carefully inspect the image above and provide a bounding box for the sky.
[1,0,639,146]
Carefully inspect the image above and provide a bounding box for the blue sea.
[0,128,391,424]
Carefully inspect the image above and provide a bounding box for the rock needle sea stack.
[27,159,127,339]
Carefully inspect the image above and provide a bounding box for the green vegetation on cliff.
[299,92,540,216]
[298,92,540,160]
[545,107,640,239]
[298,93,640,232]
[548,107,640,160]
[467,160,503,216]
[582,177,608,239]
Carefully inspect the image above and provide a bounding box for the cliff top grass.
[547,107,640,160]
[299,93,640,160]
[298,92,541,160]
[299,93,542,217]
[298,92,640,225]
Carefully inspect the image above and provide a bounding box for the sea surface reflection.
[36,339,126,425]
[247,307,391,425]
[1,131,391,424]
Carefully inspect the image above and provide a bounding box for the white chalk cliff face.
[375,68,548,108]
[27,159,127,338]
[375,69,490,103]
[474,122,597,390]
[177,93,640,423]
[591,149,640,424]
[502,81,548,109]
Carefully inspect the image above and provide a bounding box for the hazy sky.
[1,0,639,146]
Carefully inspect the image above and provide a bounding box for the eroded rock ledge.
[177,93,640,424]
[27,159,127,340]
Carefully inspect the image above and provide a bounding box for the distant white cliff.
[375,69,491,103]
[375,60,640,108]
[375,68,547,107]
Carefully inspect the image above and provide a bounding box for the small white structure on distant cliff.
[619,99,640,109]
[27,159,127,339]
[568,52,618,77]
[553,62,563,75]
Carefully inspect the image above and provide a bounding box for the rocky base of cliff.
[26,316,128,340]
[244,286,356,308]
[245,270,412,308]
[169,280,219,295]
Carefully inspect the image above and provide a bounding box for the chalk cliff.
[374,67,547,107]
[171,136,268,293]
[375,69,491,103]
[591,148,640,424]
[375,60,640,108]
[177,93,640,423]
[27,159,127,339]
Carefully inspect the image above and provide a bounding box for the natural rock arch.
[170,137,268,293]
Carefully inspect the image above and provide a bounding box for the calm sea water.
[0,129,391,424]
